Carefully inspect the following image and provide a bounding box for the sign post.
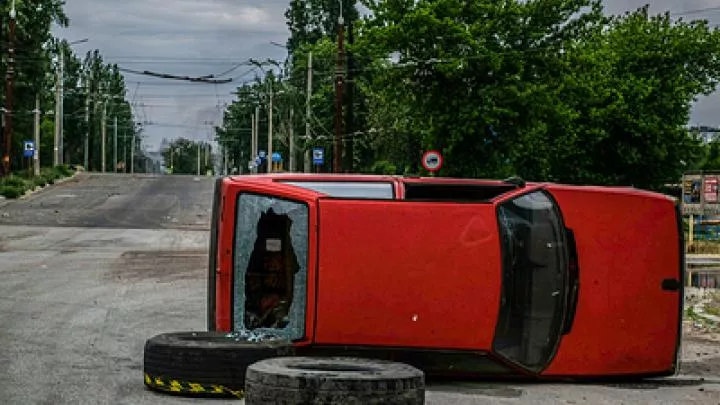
[23,140,35,176]
[272,152,282,172]
[421,150,443,175]
[312,148,324,173]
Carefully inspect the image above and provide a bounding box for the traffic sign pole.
[421,150,443,175]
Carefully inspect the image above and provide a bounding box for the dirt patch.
[680,358,720,377]
[109,250,207,283]
[0,231,41,252]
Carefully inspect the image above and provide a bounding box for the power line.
[671,6,720,17]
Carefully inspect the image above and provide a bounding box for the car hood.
[312,199,503,351]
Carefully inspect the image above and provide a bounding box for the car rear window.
[280,181,395,199]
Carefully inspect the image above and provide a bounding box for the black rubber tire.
[143,331,292,397]
[245,356,426,404]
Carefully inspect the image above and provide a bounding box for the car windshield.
[493,191,568,371]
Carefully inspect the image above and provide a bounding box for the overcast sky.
[51,0,720,152]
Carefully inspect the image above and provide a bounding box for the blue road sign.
[312,148,324,165]
[23,140,35,158]
[254,156,262,166]
[258,150,267,159]
[271,152,282,163]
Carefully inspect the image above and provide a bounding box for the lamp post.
[334,0,345,173]
[55,37,88,166]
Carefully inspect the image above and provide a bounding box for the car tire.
[143,331,292,398]
[245,356,426,404]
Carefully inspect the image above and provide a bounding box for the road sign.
[272,152,282,163]
[259,151,267,159]
[23,140,35,158]
[312,148,324,165]
[254,156,262,166]
[421,150,443,172]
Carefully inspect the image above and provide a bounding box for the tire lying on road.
[245,356,426,405]
[143,331,292,398]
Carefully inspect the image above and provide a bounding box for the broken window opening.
[403,183,517,202]
[233,193,308,341]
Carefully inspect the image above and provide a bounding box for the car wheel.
[143,331,292,398]
[245,356,426,404]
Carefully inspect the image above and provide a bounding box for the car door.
[541,185,683,378]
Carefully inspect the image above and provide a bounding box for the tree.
[216,0,720,190]
[162,138,213,175]
[0,0,68,172]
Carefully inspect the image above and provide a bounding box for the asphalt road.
[0,173,213,229]
[0,173,719,404]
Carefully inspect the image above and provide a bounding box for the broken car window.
[233,193,308,341]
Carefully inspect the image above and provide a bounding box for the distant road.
[0,173,214,230]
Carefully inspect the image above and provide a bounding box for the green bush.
[40,168,61,182]
[370,160,398,175]
[33,176,47,188]
[55,165,73,177]
[0,166,75,197]
[0,185,25,199]
[2,175,27,188]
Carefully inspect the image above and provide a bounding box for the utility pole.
[197,142,201,176]
[101,99,106,172]
[254,106,259,162]
[289,108,295,172]
[123,131,127,173]
[113,115,118,172]
[333,4,345,173]
[54,49,63,166]
[59,50,65,165]
[33,96,40,176]
[267,82,274,173]
[84,86,90,170]
[250,112,255,171]
[2,2,17,177]
[223,145,228,175]
[345,20,355,173]
[130,132,135,174]
[304,51,313,173]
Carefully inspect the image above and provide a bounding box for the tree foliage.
[0,0,143,174]
[215,0,720,190]
[161,138,213,175]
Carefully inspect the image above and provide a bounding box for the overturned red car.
[197,173,683,381]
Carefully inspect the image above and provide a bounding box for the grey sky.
[51,0,720,152]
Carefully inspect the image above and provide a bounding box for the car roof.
[227,173,532,186]
[224,174,672,201]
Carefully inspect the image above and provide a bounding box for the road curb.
[20,171,81,199]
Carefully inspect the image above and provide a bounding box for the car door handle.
[661,278,681,291]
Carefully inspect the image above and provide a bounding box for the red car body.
[207,174,684,380]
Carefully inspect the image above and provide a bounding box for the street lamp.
[249,59,281,173]
[55,37,89,166]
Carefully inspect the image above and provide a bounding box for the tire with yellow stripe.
[143,331,292,398]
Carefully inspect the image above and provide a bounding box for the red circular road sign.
[422,150,443,172]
